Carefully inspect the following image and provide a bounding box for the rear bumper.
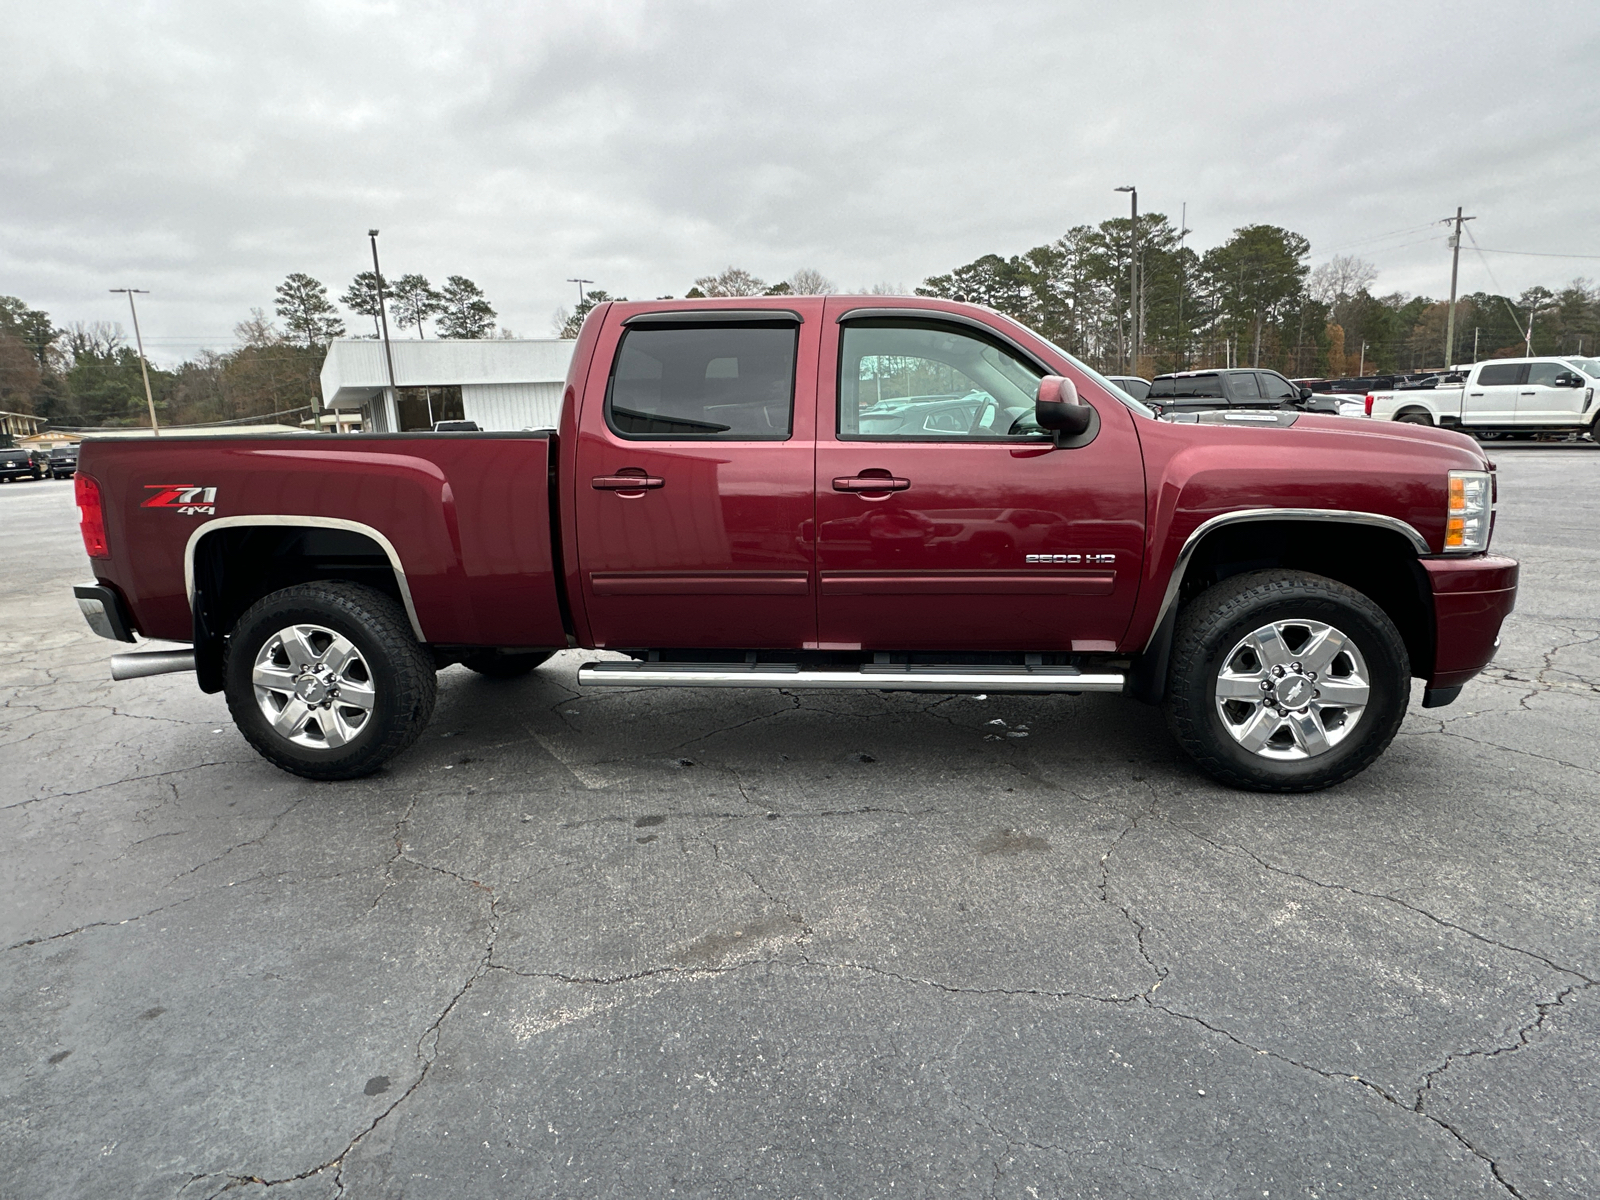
[73,583,137,643]
[1423,554,1518,691]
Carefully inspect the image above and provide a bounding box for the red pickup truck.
[70,296,1516,791]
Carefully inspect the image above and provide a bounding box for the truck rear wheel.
[1395,410,1432,425]
[224,582,436,780]
[1164,570,1409,792]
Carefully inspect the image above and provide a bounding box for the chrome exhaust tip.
[110,649,197,681]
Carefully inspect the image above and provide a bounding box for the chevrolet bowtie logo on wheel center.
[1025,553,1115,565]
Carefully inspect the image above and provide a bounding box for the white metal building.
[319,338,576,432]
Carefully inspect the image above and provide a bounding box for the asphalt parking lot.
[2,447,1597,1200]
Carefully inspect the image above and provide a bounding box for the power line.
[1472,247,1600,261]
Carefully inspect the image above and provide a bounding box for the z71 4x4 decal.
[141,485,218,516]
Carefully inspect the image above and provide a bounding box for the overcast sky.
[5,0,1599,365]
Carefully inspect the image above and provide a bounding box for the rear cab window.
[1149,374,1225,399]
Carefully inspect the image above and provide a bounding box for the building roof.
[319,337,576,410]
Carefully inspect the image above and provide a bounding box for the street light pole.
[567,278,594,308]
[1441,207,1475,367]
[1115,186,1139,373]
[369,230,400,432]
[109,289,159,436]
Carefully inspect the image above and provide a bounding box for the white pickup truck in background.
[1365,356,1600,440]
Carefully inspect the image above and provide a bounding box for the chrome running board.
[577,661,1125,694]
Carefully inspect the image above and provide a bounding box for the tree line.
[0,270,502,429]
[908,217,1600,378]
[8,239,1599,431]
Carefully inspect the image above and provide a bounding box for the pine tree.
[389,274,442,338]
[340,272,387,338]
[436,276,497,339]
[274,274,346,348]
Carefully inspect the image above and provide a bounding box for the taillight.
[1364,393,1374,416]
[76,474,108,557]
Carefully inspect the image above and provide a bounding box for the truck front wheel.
[224,582,437,780]
[1164,571,1409,792]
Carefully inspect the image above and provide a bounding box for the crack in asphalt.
[1160,818,1597,985]
[189,851,502,1198]
[3,896,198,953]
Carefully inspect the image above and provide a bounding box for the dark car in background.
[1147,368,1341,417]
[48,446,80,478]
[0,442,39,482]
[1105,375,1152,401]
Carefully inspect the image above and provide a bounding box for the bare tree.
[788,268,836,295]
[1308,255,1378,304]
[693,267,767,297]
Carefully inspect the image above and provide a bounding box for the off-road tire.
[225,582,436,780]
[1165,570,1410,792]
[461,650,555,678]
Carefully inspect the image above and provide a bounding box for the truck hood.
[1285,412,1490,468]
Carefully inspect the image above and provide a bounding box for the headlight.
[1445,470,1491,552]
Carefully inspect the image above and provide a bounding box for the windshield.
[1563,358,1600,379]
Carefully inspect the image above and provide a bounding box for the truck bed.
[79,431,569,652]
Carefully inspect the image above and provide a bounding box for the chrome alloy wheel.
[252,623,376,750]
[1213,618,1371,761]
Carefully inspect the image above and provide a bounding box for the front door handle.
[1520,391,1537,395]
[593,473,664,490]
[833,475,910,493]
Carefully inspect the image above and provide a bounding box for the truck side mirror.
[1299,386,1314,400]
[1035,375,1092,438]
[1555,372,1584,388]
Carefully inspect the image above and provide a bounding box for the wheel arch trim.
[1143,508,1430,654]
[184,516,426,641]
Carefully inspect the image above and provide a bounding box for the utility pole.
[567,278,594,308]
[109,289,159,435]
[1441,207,1475,367]
[1115,186,1138,373]
[369,230,399,432]
[1525,307,1534,357]
[1177,201,1189,369]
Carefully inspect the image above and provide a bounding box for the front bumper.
[1422,554,1519,692]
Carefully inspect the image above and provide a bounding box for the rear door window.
[1477,363,1527,386]
[607,325,797,439]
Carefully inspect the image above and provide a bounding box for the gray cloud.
[4,0,1598,364]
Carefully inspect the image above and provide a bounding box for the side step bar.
[110,649,197,681]
[578,661,1125,694]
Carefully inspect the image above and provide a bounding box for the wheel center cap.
[1275,676,1312,708]
[295,675,330,705]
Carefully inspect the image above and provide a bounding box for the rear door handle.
[593,474,664,490]
[833,475,910,492]
[1520,391,1537,395]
